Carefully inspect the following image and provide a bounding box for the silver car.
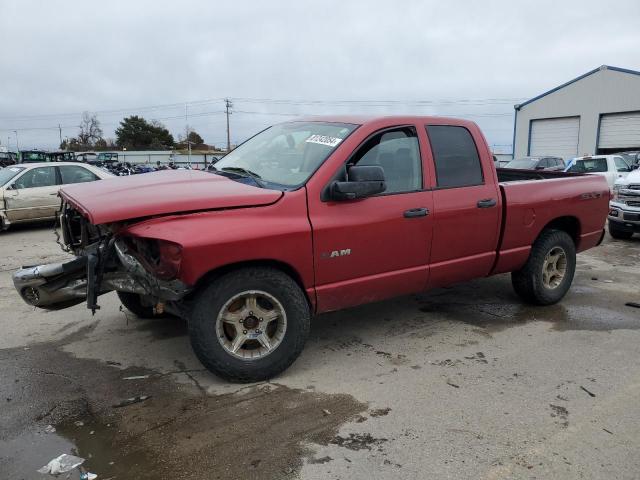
[0,162,113,230]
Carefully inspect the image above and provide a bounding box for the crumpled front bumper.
[13,240,191,311]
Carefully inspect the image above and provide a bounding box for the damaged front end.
[13,202,191,316]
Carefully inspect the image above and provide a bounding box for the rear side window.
[426,125,483,188]
[59,165,99,184]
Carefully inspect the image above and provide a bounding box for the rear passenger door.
[424,125,502,288]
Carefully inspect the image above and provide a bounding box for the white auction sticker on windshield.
[305,134,342,147]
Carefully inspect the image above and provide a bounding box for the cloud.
[1,0,639,151]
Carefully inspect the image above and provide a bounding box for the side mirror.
[535,165,545,170]
[330,165,386,200]
[631,165,638,170]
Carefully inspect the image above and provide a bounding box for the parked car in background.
[75,152,98,163]
[13,116,609,382]
[0,151,18,167]
[504,156,565,171]
[0,162,113,230]
[619,151,640,167]
[96,152,119,166]
[609,167,640,239]
[19,150,49,163]
[565,155,634,188]
[48,151,77,162]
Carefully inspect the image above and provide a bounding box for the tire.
[512,229,576,306]
[188,267,311,383]
[608,222,633,240]
[117,291,157,319]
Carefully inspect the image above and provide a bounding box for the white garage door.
[598,111,640,149]
[529,116,580,159]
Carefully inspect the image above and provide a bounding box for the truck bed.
[496,168,579,183]
[491,170,609,275]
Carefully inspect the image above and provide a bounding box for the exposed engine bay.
[13,202,191,316]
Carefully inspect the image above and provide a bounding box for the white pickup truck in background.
[609,167,640,239]
[565,154,635,188]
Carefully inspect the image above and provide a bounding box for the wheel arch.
[539,216,581,246]
[187,259,313,307]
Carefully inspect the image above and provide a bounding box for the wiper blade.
[219,167,264,187]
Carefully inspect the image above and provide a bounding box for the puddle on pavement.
[0,334,366,480]
[419,298,640,333]
[415,274,640,333]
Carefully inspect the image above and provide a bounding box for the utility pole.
[58,124,63,148]
[225,98,233,152]
[185,103,191,166]
[14,130,19,152]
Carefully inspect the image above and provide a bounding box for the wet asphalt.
[1,223,639,479]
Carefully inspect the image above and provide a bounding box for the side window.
[59,165,99,184]
[538,158,550,168]
[13,167,57,189]
[426,125,483,188]
[614,156,630,172]
[351,127,422,194]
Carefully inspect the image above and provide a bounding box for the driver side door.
[309,125,434,313]
[4,166,60,222]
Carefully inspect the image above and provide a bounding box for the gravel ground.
[1,223,639,480]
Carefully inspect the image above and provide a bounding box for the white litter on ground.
[37,454,85,474]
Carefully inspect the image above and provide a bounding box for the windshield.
[214,121,357,188]
[0,166,25,186]
[505,158,538,169]
[620,152,639,165]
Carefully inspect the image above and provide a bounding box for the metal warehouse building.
[513,65,640,160]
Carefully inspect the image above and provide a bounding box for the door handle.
[403,207,429,218]
[477,198,497,208]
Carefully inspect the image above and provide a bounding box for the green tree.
[115,116,174,149]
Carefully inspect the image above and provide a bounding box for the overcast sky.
[1,0,639,152]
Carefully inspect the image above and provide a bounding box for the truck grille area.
[59,202,104,252]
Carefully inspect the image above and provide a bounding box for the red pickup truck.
[13,116,609,382]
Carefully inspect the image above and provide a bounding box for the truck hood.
[59,169,283,225]
[616,168,640,186]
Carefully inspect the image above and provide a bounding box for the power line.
[0,96,523,122]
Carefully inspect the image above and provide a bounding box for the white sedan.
[0,162,113,230]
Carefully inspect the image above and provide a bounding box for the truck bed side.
[491,174,609,275]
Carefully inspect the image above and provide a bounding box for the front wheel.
[608,222,633,240]
[188,267,311,383]
[512,229,576,305]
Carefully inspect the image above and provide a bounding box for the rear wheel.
[608,222,633,240]
[188,267,311,383]
[512,229,576,305]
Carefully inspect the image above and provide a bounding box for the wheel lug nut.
[243,330,247,334]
